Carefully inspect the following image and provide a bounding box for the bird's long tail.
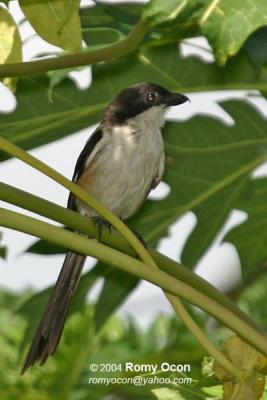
[21,251,86,374]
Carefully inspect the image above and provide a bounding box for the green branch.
[0,19,149,78]
[1,206,267,361]
[166,294,243,380]
[0,181,260,334]
[0,147,243,378]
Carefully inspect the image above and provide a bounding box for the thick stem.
[1,207,267,359]
[0,192,242,379]
[0,141,257,378]
[0,19,149,78]
[166,294,242,380]
[0,181,261,334]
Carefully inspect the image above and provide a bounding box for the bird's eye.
[147,92,156,103]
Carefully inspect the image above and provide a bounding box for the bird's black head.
[103,83,189,125]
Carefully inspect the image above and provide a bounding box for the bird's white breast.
[78,106,166,219]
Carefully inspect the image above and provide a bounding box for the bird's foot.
[92,217,112,241]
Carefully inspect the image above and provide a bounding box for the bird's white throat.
[127,105,167,132]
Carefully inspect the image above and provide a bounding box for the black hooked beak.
[163,92,190,107]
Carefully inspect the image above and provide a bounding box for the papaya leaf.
[143,0,189,27]
[128,100,267,268]
[1,44,265,162]
[200,0,267,65]
[80,2,143,32]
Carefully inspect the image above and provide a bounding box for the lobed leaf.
[0,44,265,161]
[80,2,143,31]
[129,100,267,269]
[200,0,267,65]
[25,99,267,324]
[143,0,189,27]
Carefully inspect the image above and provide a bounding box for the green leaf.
[225,178,267,280]
[80,3,143,31]
[200,0,267,65]
[0,5,22,91]
[19,0,82,51]
[0,74,105,159]
[1,44,265,161]
[181,179,247,268]
[143,0,189,26]
[27,239,65,254]
[152,388,186,400]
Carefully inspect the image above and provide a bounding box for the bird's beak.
[163,92,190,107]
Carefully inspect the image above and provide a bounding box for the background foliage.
[1,0,267,399]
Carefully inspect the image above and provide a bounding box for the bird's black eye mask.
[103,83,188,124]
[105,84,168,124]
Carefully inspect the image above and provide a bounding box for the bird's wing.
[152,152,165,189]
[67,127,103,210]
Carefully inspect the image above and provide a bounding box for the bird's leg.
[92,216,147,248]
[92,217,112,241]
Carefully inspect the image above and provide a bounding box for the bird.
[21,83,189,373]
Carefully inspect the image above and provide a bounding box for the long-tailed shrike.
[22,82,189,372]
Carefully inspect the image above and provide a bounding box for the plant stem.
[1,206,267,359]
[166,294,242,380]
[0,181,261,333]
[0,19,149,78]
[0,141,255,378]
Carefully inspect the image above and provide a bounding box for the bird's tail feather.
[21,251,86,374]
